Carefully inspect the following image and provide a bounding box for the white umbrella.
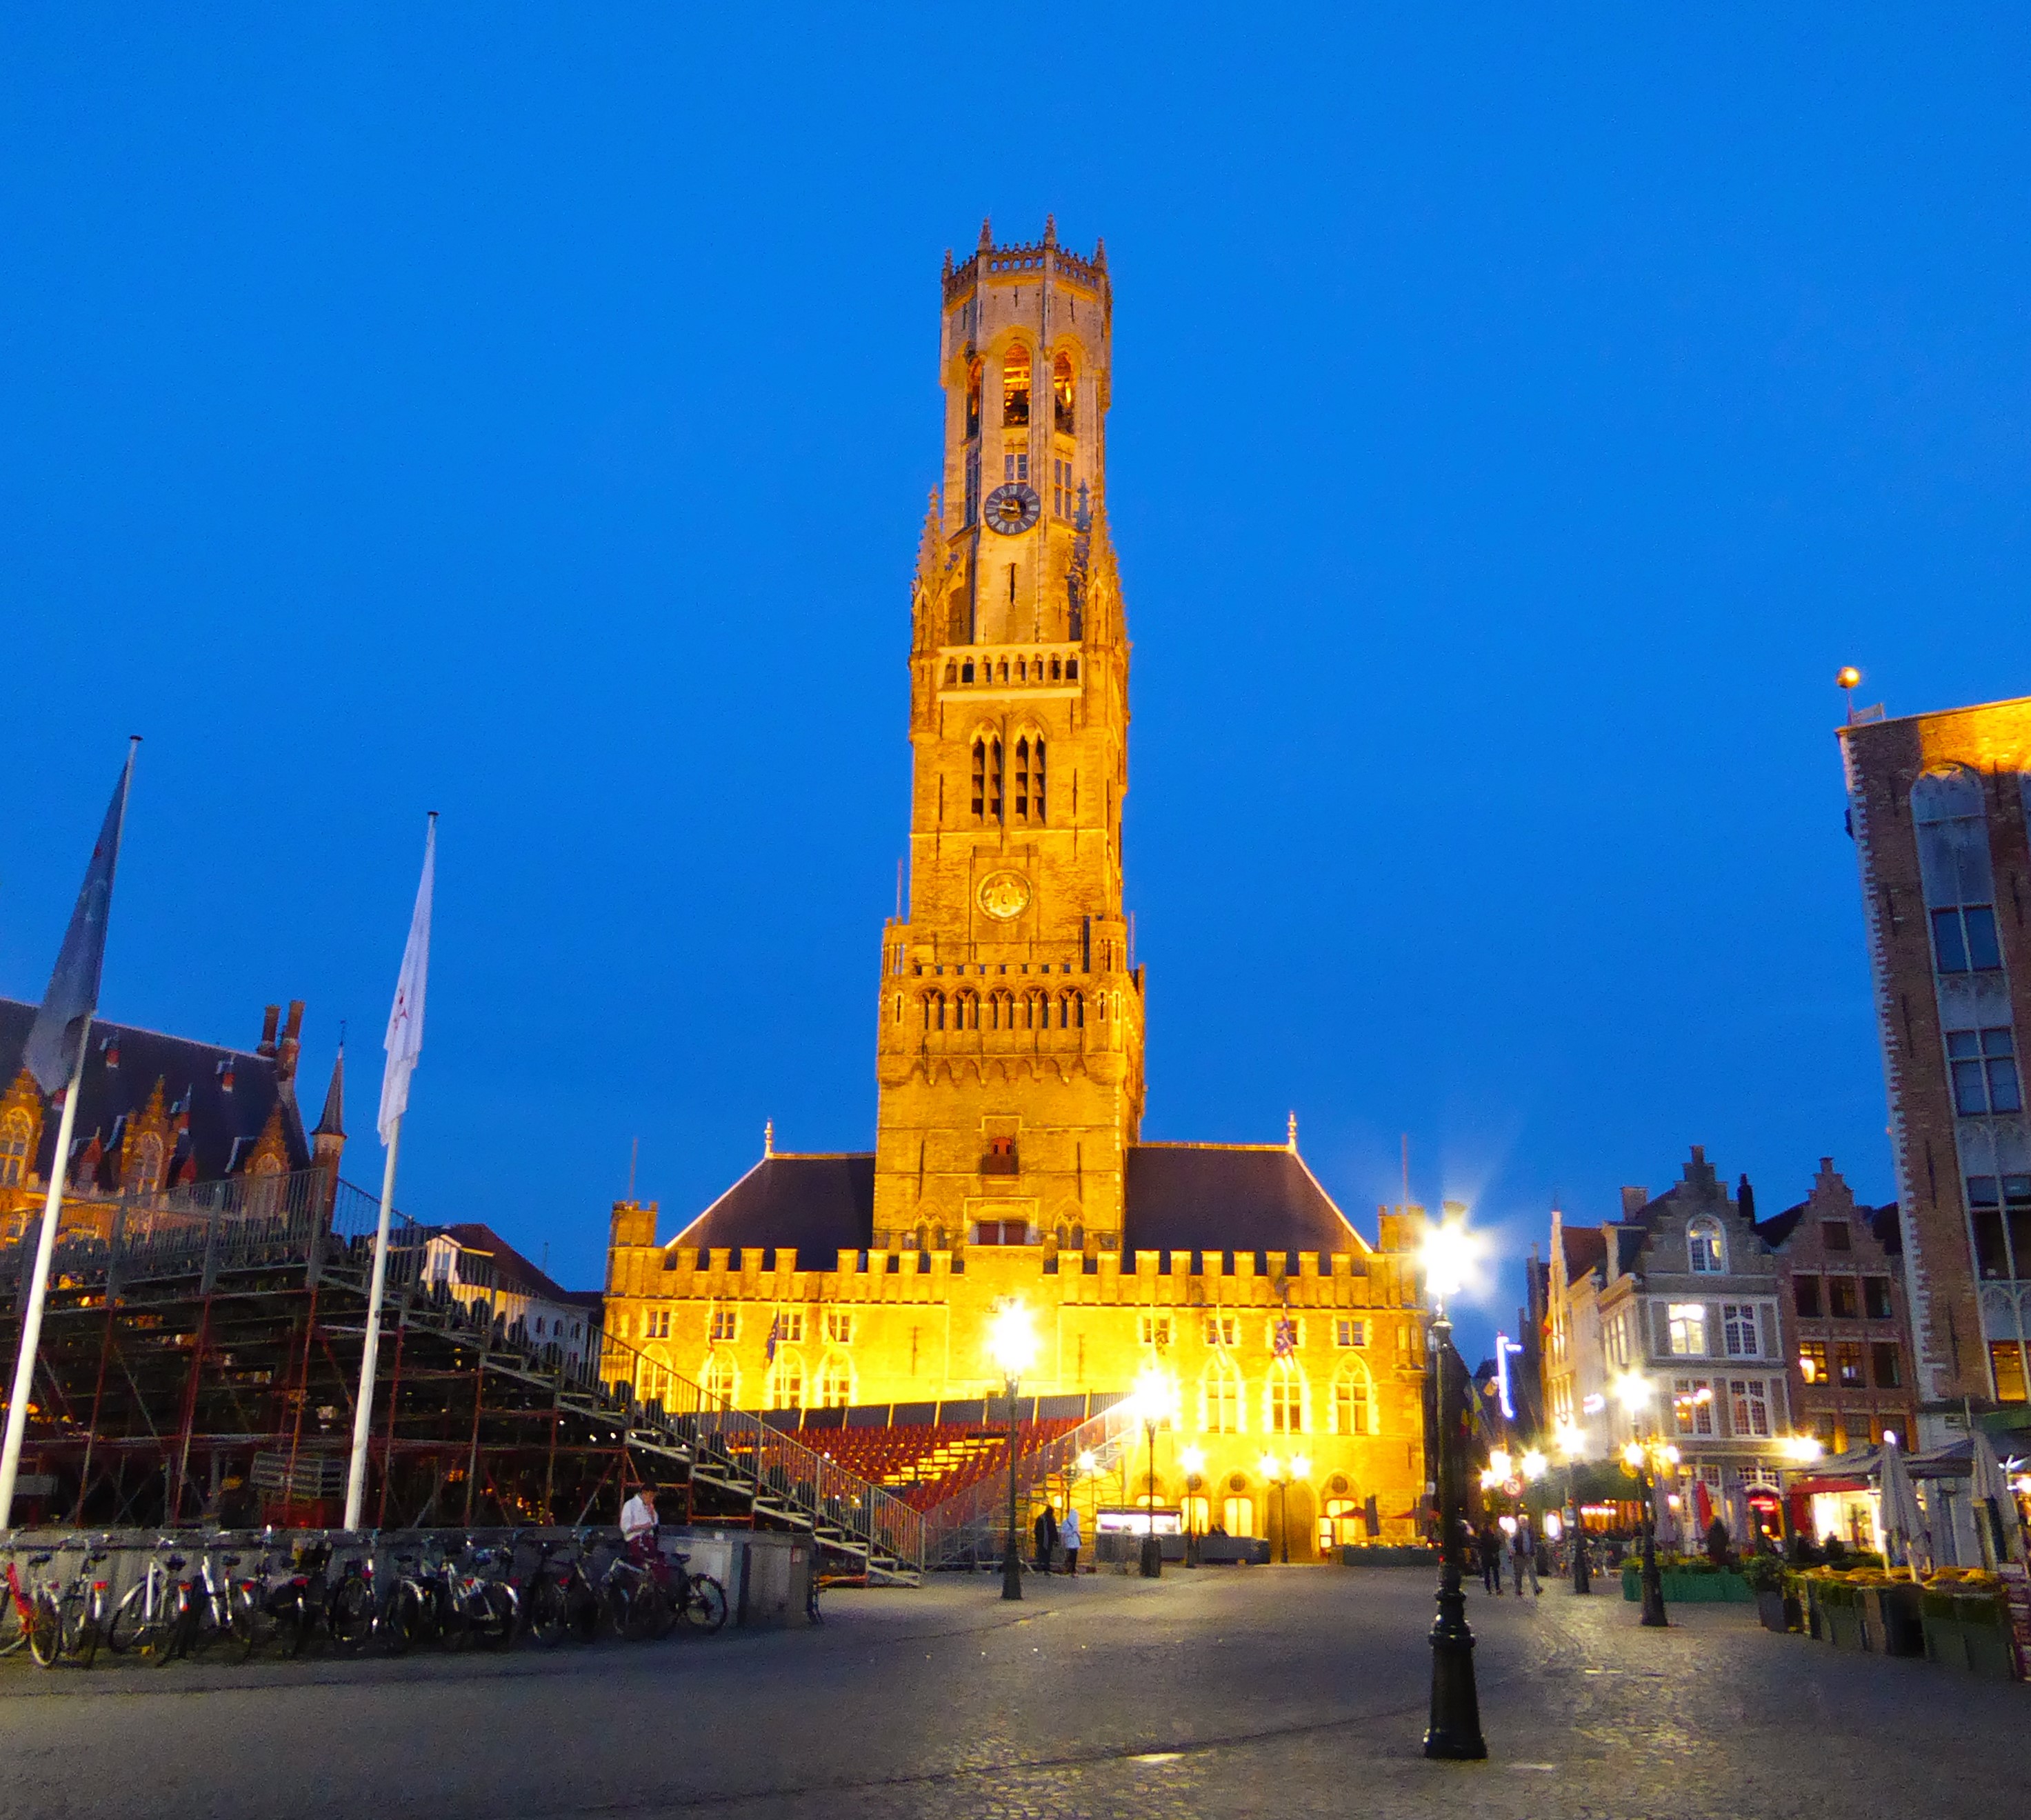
[1970,1429,2025,1566]
[1723,1470,1754,1548]
[1879,1438,1931,1581]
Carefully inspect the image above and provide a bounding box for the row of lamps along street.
[988,1212,1830,1766]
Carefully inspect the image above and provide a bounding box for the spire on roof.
[1287,1110,1299,1151]
[763,1119,774,1159]
[979,216,993,250]
[314,1041,345,1141]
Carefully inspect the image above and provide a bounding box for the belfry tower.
[873,219,1145,1255]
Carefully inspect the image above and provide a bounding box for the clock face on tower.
[983,482,1041,535]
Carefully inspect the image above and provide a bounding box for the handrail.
[920,1394,1136,1566]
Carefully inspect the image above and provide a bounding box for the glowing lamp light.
[1836,666,1862,690]
[1543,1510,1564,1542]
[1781,1434,1825,1464]
[1554,1420,1586,1462]
[1259,1453,1284,1482]
[1290,1454,1311,1481]
[988,1301,1038,1381]
[1621,1441,1645,1470]
[1479,1466,1501,1492]
[1521,1450,1548,1483]
[1076,1450,1098,1474]
[1178,1445,1206,1477]
[1133,1365,1179,1428]
[1881,1430,1899,1448]
[1488,1447,1513,1481]
[1614,1372,1653,1414]
[1421,1217,1474,1303]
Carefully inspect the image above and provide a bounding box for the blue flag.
[23,748,136,1096]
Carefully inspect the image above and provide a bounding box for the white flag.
[378,816,436,1144]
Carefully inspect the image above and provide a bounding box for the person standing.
[1479,1519,1503,1594]
[1059,1503,1081,1575]
[621,1484,659,1558]
[1033,1499,1059,1572]
[1511,1511,1541,1596]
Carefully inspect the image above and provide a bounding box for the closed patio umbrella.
[1879,1437,1930,1582]
[1970,1428,2025,1566]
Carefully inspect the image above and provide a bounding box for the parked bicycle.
[0,1551,61,1666]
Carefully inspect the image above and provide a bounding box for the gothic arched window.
[130,1132,164,1197]
[768,1357,804,1410]
[1201,1358,1243,1434]
[1913,767,2003,973]
[0,1110,30,1188]
[955,990,979,1031]
[1331,1359,1374,1437]
[966,358,983,439]
[923,991,946,1032]
[1013,735,1045,824]
[971,736,1003,822]
[1003,344,1031,426]
[988,990,1013,1030]
[1053,352,1075,433]
[703,1352,738,1410]
[1266,1361,1308,1434]
[818,1357,854,1408]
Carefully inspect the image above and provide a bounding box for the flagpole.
[0,1018,95,1529]
[343,1114,401,1532]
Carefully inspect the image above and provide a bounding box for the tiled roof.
[666,1142,1368,1266]
[434,1221,599,1305]
[1559,1223,1607,1280]
[1122,1143,1366,1255]
[0,997,311,1187]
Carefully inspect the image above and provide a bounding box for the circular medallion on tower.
[977,870,1032,920]
[983,482,1041,535]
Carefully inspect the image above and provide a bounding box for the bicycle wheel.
[569,1582,601,1643]
[383,1584,421,1657]
[328,1576,374,1652]
[28,1596,61,1668]
[59,1589,100,1668]
[684,1574,728,1635]
[228,1582,264,1662]
[104,1580,152,1656]
[0,1592,23,1657]
[528,1577,566,1648]
[480,1581,517,1651]
[183,1592,226,1661]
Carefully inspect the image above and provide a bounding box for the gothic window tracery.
[1201,1358,1243,1434]
[130,1132,164,1196]
[1331,1359,1374,1436]
[0,1110,31,1188]
[1003,345,1030,426]
[1013,734,1045,824]
[971,736,1004,822]
[956,990,980,1030]
[1052,352,1075,433]
[923,991,946,1032]
[966,359,983,439]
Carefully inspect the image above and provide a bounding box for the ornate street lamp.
[1132,1366,1178,1579]
[1555,1419,1591,1592]
[1615,1371,1671,1628]
[990,1301,1039,1602]
[1421,1212,1486,1761]
[1179,1445,1206,1566]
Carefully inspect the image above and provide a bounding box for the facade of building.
[1756,1158,1914,1455]
[1839,694,2031,1436]
[423,1223,601,1370]
[1542,1149,1796,1510]
[0,997,342,1235]
[603,225,1430,1556]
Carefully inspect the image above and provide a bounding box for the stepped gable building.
[0,998,343,1235]
[1838,691,2031,1437]
[605,223,1429,1557]
[1539,1148,1796,1514]
[1755,1158,1914,1455]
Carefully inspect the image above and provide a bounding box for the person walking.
[1059,1503,1081,1575]
[1033,1500,1059,1573]
[1511,1511,1541,1596]
[1479,1519,1503,1594]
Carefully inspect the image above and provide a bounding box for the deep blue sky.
[5,8,2028,1368]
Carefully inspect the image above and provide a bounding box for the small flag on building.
[766,1315,781,1365]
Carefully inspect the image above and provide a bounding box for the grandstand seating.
[803,1418,1081,1511]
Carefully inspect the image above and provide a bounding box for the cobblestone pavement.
[0,1566,2019,1819]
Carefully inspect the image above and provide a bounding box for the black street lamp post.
[990,1303,1038,1604]
[1422,1219,1485,1763]
[1001,1365,1023,1601]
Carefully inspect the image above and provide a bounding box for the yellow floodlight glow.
[1076,1450,1097,1474]
[1488,1447,1512,1481]
[1421,1216,1474,1303]
[1554,1420,1586,1461]
[1133,1364,1179,1428]
[1521,1450,1548,1482]
[1259,1453,1284,1482]
[1290,1453,1311,1481]
[1621,1441,1645,1470]
[1178,1445,1206,1477]
[988,1301,1039,1380]
[1613,1372,1652,1413]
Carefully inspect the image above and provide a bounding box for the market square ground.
[0,1566,2017,1819]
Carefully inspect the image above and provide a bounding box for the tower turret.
[874,223,1143,1259]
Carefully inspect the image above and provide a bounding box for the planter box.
[1819,1583,1871,1651]
[1957,1594,2017,1681]
[1864,1583,1925,1658]
[1755,1588,1790,1632]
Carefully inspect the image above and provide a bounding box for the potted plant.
[1743,1552,1789,1632]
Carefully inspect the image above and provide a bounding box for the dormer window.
[1687,1218,1725,1274]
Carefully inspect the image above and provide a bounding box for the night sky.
[6,7,2029,1368]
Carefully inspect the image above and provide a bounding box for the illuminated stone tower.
[873,218,1145,1256]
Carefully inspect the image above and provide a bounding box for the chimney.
[257,1006,280,1058]
[1619,1186,1649,1219]
[277,1000,304,1086]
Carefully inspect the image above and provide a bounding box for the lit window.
[826,1310,854,1345]
[818,1359,854,1407]
[1948,1028,2021,1115]
[1672,1377,1714,1437]
[1799,1341,1828,1386]
[1667,1304,1708,1356]
[709,1308,737,1343]
[1052,351,1074,433]
[1332,1359,1373,1435]
[1139,1314,1173,1347]
[1266,1364,1306,1434]
[1721,1303,1761,1358]
[775,1309,806,1345]
[1204,1314,1239,1346]
[1003,344,1031,426]
[1335,1318,1365,1348]
[703,1354,737,1408]
[1,1110,33,1188]
[769,1358,803,1410]
[1836,1345,1865,1390]
[1687,1219,1726,1274]
[1221,1495,1255,1537]
[965,358,982,439]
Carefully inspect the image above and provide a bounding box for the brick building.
[601,225,1431,1559]
[1839,692,2031,1437]
[1755,1158,1914,1454]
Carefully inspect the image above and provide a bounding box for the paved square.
[0,1565,2017,1819]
